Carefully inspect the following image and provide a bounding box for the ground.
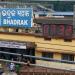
[2,72,17,75]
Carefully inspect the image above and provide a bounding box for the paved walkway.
[2,72,17,75]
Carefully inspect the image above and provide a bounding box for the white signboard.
[0,41,26,49]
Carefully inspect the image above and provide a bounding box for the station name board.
[0,8,33,28]
[43,24,73,39]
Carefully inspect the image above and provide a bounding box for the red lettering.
[57,25,64,37]
[43,25,49,36]
[65,25,72,36]
[51,25,56,36]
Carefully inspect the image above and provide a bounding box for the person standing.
[15,64,21,75]
[8,62,15,72]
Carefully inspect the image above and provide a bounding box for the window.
[42,52,53,58]
[16,28,19,32]
[61,54,74,61]
[64,39,72,42]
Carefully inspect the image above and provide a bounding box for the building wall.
[0,32,75,70]
[35,51,41,57]
[54,53,61,60]
[35,51,75,70]
[0,33,75,53]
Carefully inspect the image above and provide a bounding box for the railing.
[0,50,75,72]
[0,50,75,65]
